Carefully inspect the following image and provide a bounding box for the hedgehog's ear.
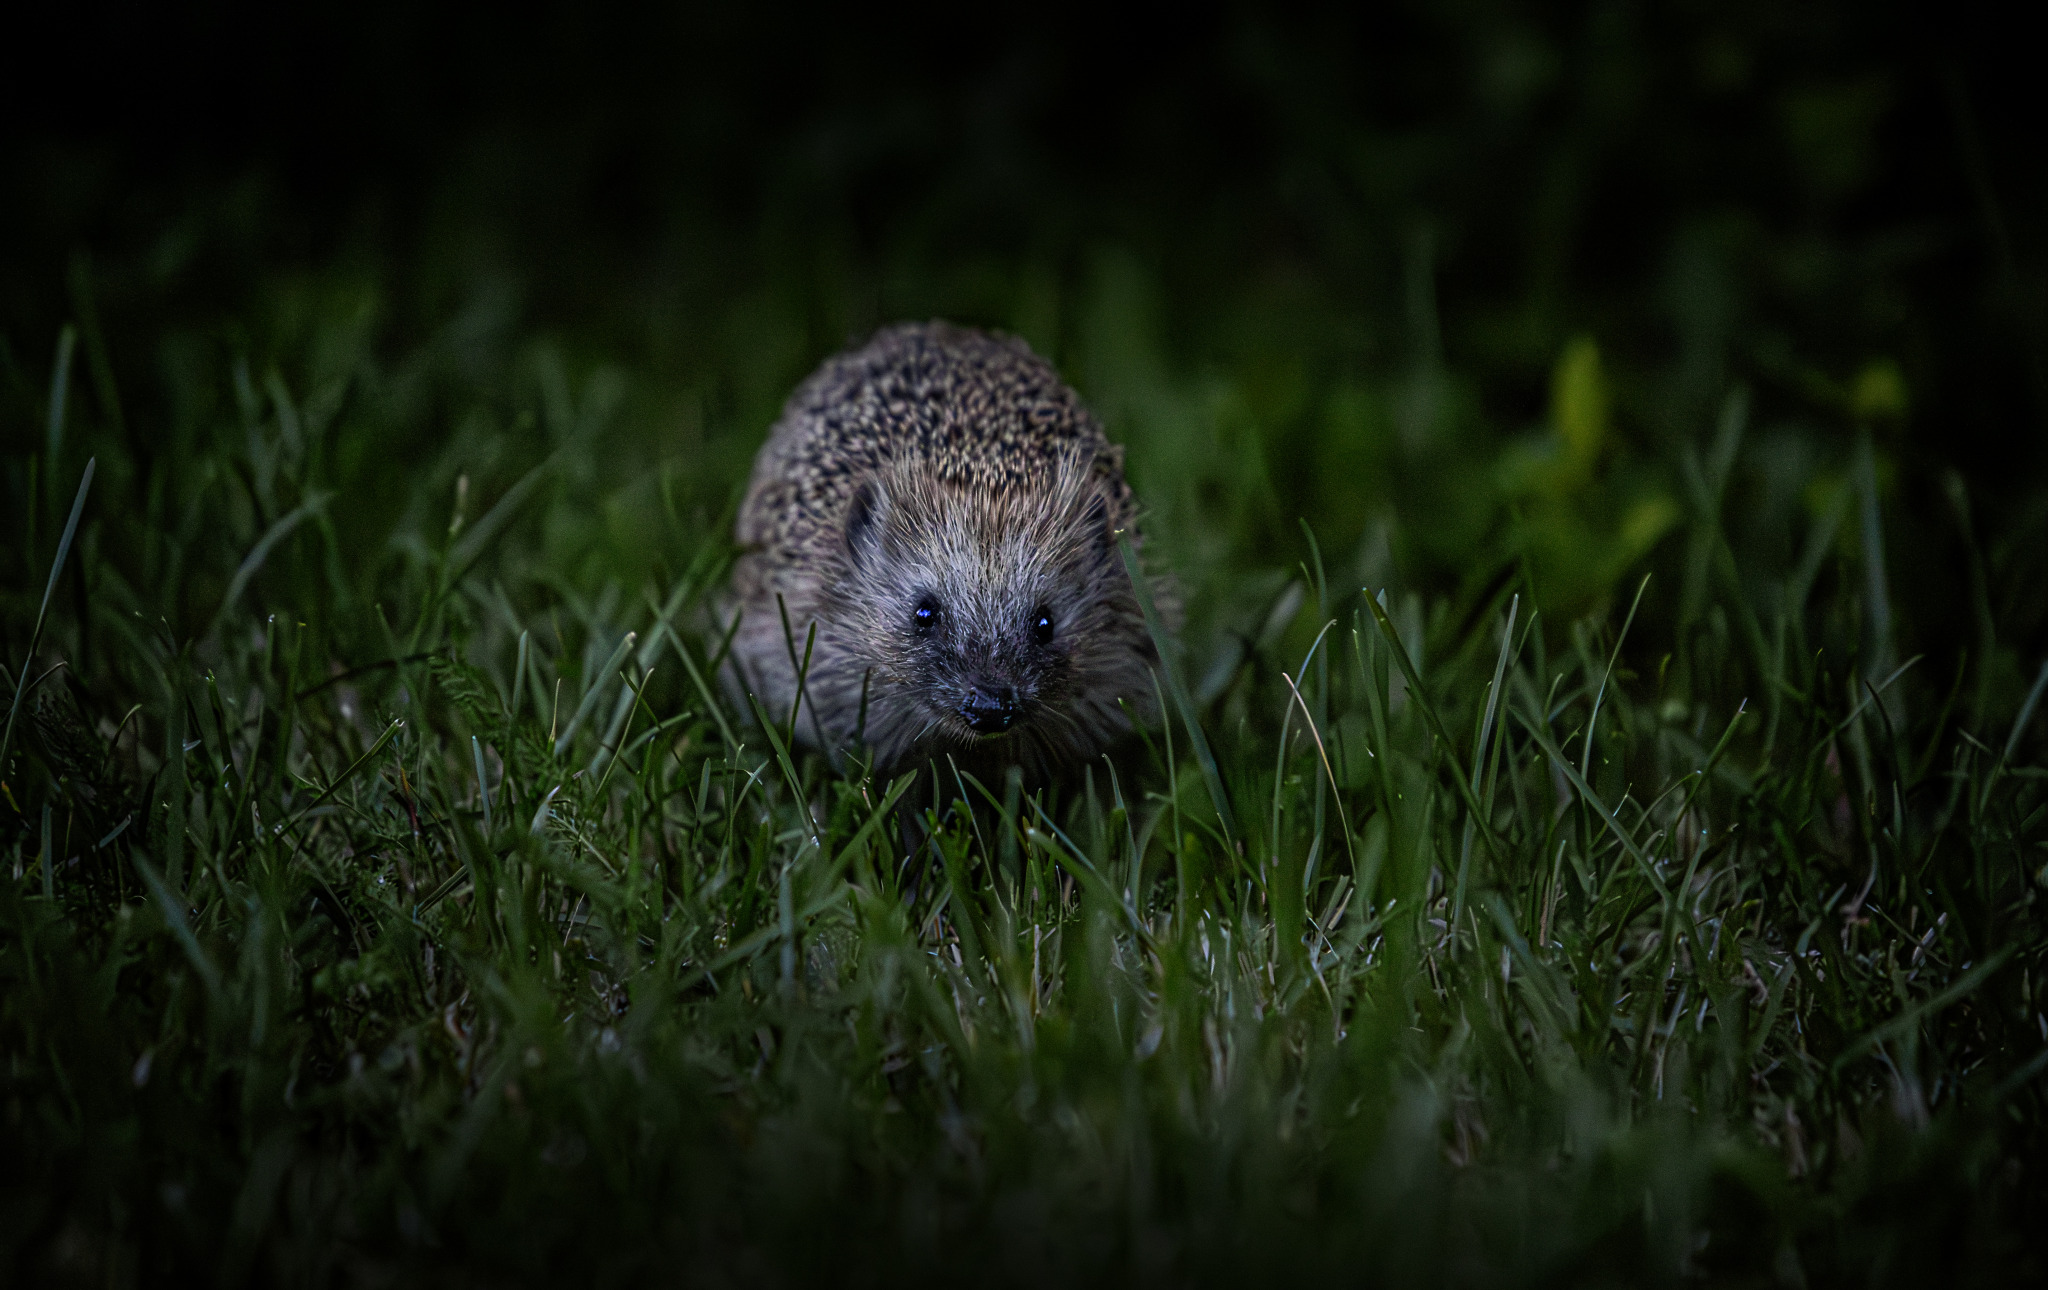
[844,477,886,569]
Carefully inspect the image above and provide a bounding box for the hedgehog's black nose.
[960,686,1017,735]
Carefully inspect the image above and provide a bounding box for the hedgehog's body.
[727,322,1163,778]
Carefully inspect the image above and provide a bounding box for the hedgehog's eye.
[1031,608,1055,646]
[912,597,940,636]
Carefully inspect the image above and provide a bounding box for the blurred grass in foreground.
[1,231,2044,1286]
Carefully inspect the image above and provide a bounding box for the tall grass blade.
[1472,595,1519,801]
[674,626,741,752]
[2,457,95,779]
[1582,574,1649,783]
[45,325,75,476]
[473,735,493,832]
[132,850,223,999]
[1117,533,1235,843]
[555,631,636,756]
[211,490,332,634]
[1280,663,1356,877]
[274,718,404,844]
[1512,697,1669,900]
[1831,945,2015,1072]
[512,629,530,722]
[1855,433,1895,680]
[1364,588,1503,869]
[2001,657,2048,765]
[449,456,555,583]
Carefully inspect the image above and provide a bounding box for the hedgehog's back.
[737,322,1113,564]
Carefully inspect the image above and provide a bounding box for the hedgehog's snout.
[958,683,1018,736]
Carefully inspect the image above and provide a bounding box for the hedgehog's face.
[895,572,1062,740]
[831,460,1153,769]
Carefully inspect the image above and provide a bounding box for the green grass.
[4,241,2048,1287]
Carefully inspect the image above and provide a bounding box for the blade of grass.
[210,491,332,635]
[132,850,223,1000]
[1472,595,1520,802]
[592,665,656,794]
[448,456,555,585]
[2000,658,2048,765]
[1027,797,1157,948]
[2,457,95,780]
[1512,698,1669,901]
[1118,533,1235,844]
[273,718,405,843]
[1271,622,1336,874]
[1855,433,1895,682]
[677,776,912,992]
[591,579,707,772]
[512,630,530,723]
[1582,574,1650,785]
[676,616,743,752]
[473,735,494,832]
[555,631,636,757]
[1450,595,1520,935]
[744,691,819,846]
[1364,589,1504,871]
[1831,945,2015,1072]
[45,325,76,482]
[1280,657,1357,880]
[1482,890,1578,1035]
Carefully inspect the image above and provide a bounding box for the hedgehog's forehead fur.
[840,451,1113,639]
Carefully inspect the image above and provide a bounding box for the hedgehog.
[724,321,1169,780]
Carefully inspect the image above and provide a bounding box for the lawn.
[4,5,2047,1285]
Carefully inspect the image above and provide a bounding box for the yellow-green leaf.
[1551,336,1607,469]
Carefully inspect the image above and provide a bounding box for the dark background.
[4,0,2044,643]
